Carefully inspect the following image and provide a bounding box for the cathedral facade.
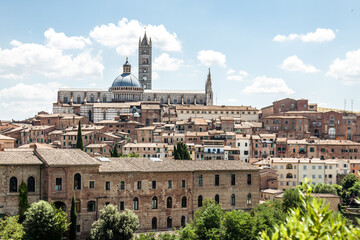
[53,33,213,123]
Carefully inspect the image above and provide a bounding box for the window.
[105,181,110,191]
[87,201,96,212]
[181,196,187,208]
[137,181,142,190]
[198,175,203,187]
[286,164,293,169]
[247,194,252,205]
[286,173,293,178]
[55,178,62,191]
[168,180,172,189]
[215,194,220,204]
[152,181,157,189]
[152,196,158,209]
[231,194,235,206]
[198,195,203,207]
[74,173,81,190]
[181,216,186,227]
[231,174,235,186]
[247,174,252,185]
[120,181,125,190]
[152,217,157,230]
[89,181,95,189]
[120,201,125,210]
[27,176,35,192]
[215,174,220,186]
[303,166,307,170]
[76,200,81,213]
[167,216,172,229]
[182,180,186,188]
[133,197,139,210]
[9,177,17,192]
[167,197,172,208]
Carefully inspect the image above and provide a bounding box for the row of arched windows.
[151,216,187,229]
[9,176,35,193]
[134,196,188,210]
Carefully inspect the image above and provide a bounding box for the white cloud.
[44,28,91,50]
[281,55,319,73]
[89,18,181,56]
[0,41,104,80]
[243,76,294,95]
[153,72,159,80]
[153,53,183,71]
[197,50,226,67]
[327,48,360,85]
[273,28,336,43]
[227,69,248,81]
[0,82,63,119]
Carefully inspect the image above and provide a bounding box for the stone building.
[53,33,213,123]
[0,148,260,239]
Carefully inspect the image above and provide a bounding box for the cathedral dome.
[111,73,142,88]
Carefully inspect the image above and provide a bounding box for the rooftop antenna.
[344,99,347,111]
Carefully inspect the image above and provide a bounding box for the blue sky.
[1,0,360,120]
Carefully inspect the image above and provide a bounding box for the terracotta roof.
[176,105,259,111]
[0,134,15,141]
[36,149,100,166]
[0,150,42,165]
[99,158,259,173]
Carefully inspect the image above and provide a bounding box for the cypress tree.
[70,196,77,240]
[174,142,190,160]
[75,121,84,151]
[18,181,29,223]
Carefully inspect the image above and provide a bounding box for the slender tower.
[138,32,152,90]
[205,69,214,106]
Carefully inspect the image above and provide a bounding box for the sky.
[1,0,360,120]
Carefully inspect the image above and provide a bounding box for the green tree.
[173,142,191,160]
[23,200,69,240]
[223,210,255,240]
[177,224,196,240]
[282,188,303,212]
[18,181,29,223]
[110,143,120,157]
[312,183,337,195]
[69,196,77,240]
[260,180,360,240]
[127,151,140,157]
[89,204,139,240]
[0,216,25,240]
[341,173,360,191]
[75,121,84,150]
[193,199,224,240]
[251,200,286,235]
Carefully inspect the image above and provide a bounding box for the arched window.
[9,177,17,192]
[167,197,172,208]
[181,216,186,227]
[167,216,172,229]
[181,196,187,208]
[133,197,139,210]
[152,196,158,209]
[77,96,81,104]
[187,98,190,104]
[87,201,96,212]
[27,176,35,192]
[152,217,157,229]
[90,94,95,103]
[286,164,293,169]
[231,194,235,206]
[286,173,293,179]
[215,194,220,204]
[247,193,252,205]
[329,128,336,139]
[74,173,81,190]
[198,195,203,207]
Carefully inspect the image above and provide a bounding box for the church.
[53,33,213,123]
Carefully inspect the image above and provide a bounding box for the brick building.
[0,148,260,239]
